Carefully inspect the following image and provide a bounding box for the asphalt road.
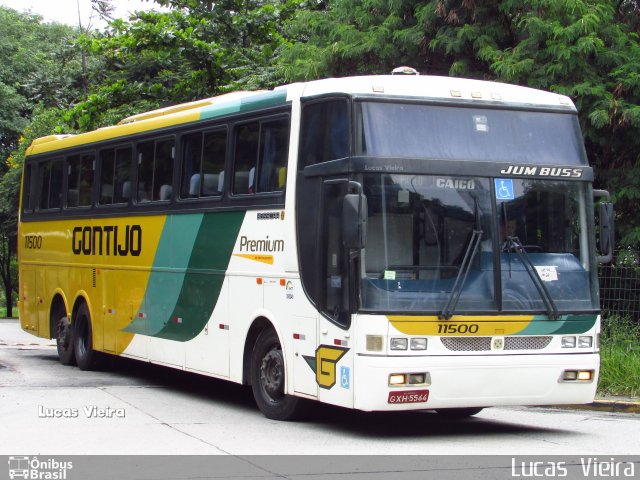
[1,319,639,457]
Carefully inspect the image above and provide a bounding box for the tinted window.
[180,130,226,198]
[22,164,32,212]
[100,147,132,205]
[357,102,586,165]
[38,159,64,210]
[137,139,174,202]
[233,117,289,195]
[299,100,349,170]
[67,153,94,207]
[233,124,259,194]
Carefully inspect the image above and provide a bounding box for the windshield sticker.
[534,266,559,282]
[495,179,515,200]
[384,270,397,280]
[473,115,489,132]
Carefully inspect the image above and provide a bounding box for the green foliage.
[599,316,640,396]
[66,0,302,131]
[0,6,84,158]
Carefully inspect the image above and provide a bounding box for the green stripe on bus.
[519,314,597,335]
[154,210,245,341]
[123,214,204,336]
[199,90,287,121]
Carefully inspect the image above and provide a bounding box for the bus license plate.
[388,390,429,404]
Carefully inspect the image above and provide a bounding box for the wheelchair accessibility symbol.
[340,366,350,389]
[495,179,515,200]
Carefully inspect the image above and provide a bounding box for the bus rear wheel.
[55,315,75,366]
[250,327,304,421]
[73,303,99,371]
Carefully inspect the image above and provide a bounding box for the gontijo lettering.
[72,225,142,256]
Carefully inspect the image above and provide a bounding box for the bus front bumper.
[353,353,599,412]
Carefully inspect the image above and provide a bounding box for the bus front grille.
[441,336,553,352]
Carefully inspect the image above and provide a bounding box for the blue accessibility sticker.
[495,179,515,200]
[340,366,350,389]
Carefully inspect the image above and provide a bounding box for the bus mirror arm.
[594,190,614,264]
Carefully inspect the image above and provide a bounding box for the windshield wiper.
[502,236,560,320]
[439,201,483,320]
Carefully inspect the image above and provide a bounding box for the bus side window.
[22,164,32,212]
[100,147,132,205]
[233,123,259,195]
[181,133,203,198]
[137,139,174,202]
[155,140,174,201]
[180,130,225,199]
[257,118,289,193]
[299,100,349,170]
[202,130,226,195]
[99,149,116,204]
[114,148,132,204]
[137,142,154,202]
[67,153,94,208]
[38,159,64,210]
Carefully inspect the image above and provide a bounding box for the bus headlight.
[410,338,428,350]
[390,338,408,350]
[561,336,576,348]
[578,336,593,348]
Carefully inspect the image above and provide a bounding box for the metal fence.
[599,250,640,324]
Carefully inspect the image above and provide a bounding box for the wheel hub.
[260,349,285,400]
[57,319,70,349]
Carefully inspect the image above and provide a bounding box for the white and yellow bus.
[18,73,614,420]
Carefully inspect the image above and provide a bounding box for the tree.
[0,7,85,317]
[65,0,302,131]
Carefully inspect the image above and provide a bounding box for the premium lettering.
[239,235,284,253]
[72,225,142,256]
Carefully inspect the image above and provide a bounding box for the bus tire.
[73,303,98,371]
[435,407,484,418]
[55,315,75,366]
[250,327,304,421]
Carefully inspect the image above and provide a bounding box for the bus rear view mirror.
[342,193,367,250]
[594,190,614,263]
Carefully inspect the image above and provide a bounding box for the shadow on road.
[27,351,580,440]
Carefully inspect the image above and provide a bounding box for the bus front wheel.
[73,303,98,371]
[250,327,304,421]
[435,407,484,418]
[55,315,75,366]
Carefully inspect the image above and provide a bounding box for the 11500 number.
[24,234,43,249]
[438,323,480,334]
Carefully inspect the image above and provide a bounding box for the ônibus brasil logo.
[8,456,73,480]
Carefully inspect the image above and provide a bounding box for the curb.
[546,400,640,414]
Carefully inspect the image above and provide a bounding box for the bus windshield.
[360,173,598,314]
[356,102,587,166]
